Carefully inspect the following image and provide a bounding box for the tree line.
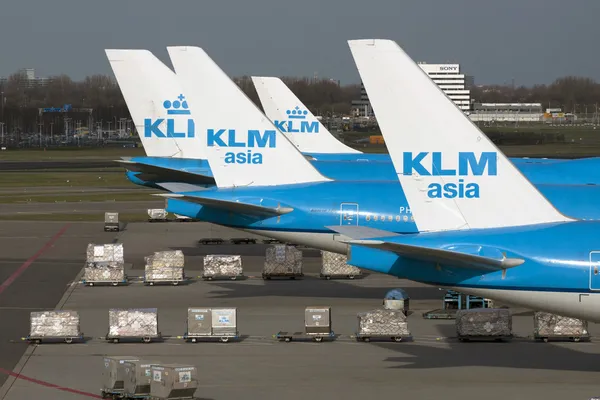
[1,68,600,135]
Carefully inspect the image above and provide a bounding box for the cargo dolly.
[354,332,411,343]
[143,274,187,286]
[457,334,513,342]
[105,332,162,344]
[534,333,590,343]
[183,332,239,343]
[262,272,304,280]
[26,332,84,344]
[82,277,128,287]
[198,238,225,245]
[320,272,361,280]
[201,272,244,281]
[230,237,257,244]
[275,331,335,343]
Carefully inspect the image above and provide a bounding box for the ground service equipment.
[106,308,161,343]
[148,209,168,222]
[123,359,160,398]
[202,255,243,280]
[101,356,140,398]
[276,306,334,342]
[456,308,513,342]
[104,212,119,232]
[355,309,411,342]
[150,364,198,400]
[383,289,410,315]
[320,251,362,279]
[263,245,303,280]
[83,243,127,286]
[533,311,590,342]
[27,310,83,344]
[144,250,186,286]
[183,307,239,343]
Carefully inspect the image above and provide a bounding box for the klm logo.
[144,94,195,138]
[207,129,276,164]
[273,106,319,134]
[403,151,497,199]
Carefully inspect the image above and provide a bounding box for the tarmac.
[0,220,600,399]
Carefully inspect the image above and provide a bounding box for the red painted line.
[0,367,101,398]
[0,223,70,296]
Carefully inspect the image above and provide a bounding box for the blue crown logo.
[286,106,308,120]
[163,94,191,115]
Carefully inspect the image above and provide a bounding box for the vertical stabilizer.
[348,39,572,232]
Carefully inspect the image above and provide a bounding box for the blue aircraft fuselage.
[165,181,600,254]
[346,220,600,322]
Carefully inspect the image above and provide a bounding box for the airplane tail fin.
[105,50,208,160]
[348,39,573,232]
[251,76,361,155]
[166,46,331,188]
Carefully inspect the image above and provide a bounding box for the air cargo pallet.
[105,333,162,344]
[275,331,335,343]
[103,223,119,232]
[457,335,513,342]
[183,332,239,343]
[198,238,225,245]
[534,334,590,343]
[262,273,304,280]
[82,278,128,287]
[26,333,84,344]
[230,238,257,244]
[143,277,186,286]
[202,274,244,281]
[422,309,457,319]
[354,332,411,343]
[320,273,362,280]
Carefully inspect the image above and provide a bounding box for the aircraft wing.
[155,193,294,218]
[349,239,524,271]
[325,225,402,239]
[115,160,215,185]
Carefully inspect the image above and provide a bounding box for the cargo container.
[123,359,161,398]
[150,364,198,400]
[106,308,161,343]
[383,288,410,315]
[276,306,334,342]
[456,308,513,341]
[148,209,168,222]
[184,307,239,343]
[83,261,127,286]
[101,356,140,398]
[144,250,186,285]
[533,311,590,342]
[263,245,303,279]
[319,251,362,279]
[27,310,83,344]
[355,309,411,342]
[202,255,244,280]
[104,212,119,232]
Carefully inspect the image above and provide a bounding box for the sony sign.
[439,65,458,72]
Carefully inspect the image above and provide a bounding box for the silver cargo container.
[148,209,167,220]
[534,311,590,342]
[150,364,198,400]
[305,307,332,335]
[86,243,124,264]
[185,307,238,342]
[104,212,119,232]
[320,251,362,279]
[107,308,160,342]
[145,250,186,284]
[263,245,303,278]
[29,310,81,343]
[356,309,410,342]
[101,356,140,397]
[202,255,243,280]
[123,359,161,398]
[83,262,125,285]
[383,288,410,315]
[456,308,512,340]
[211,308,237,336]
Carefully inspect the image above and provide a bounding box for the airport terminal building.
[352,63,473,116]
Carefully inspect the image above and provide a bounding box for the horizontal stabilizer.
[115,160,215,185]
[325,225,401,240]
[155,193,294,217]
[349,240,524,271]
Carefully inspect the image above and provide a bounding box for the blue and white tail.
[251,76,361,155]
[348,39,572,232]
[166,46,330,188]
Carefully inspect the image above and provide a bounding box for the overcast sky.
[1,0,598,86]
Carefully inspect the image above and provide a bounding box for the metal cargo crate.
[27,310,83,344]
[319,251,362,279]
[456,308,513,341]
[82,262,127,286]
[150,364,198,400]
[144,250,186,285]
[123,359,161,398]
[202,255,243,280]
[104,212,119,232]
[305,306,332,335]
[101,356,140,398]
[148,209,168,222]
[356,309,411,342]
[533,311,590,342]
[107,308,161,343]
[383,289,410,315]
[86,243,124,264]
[262,245,303,279]
[184,308,238,343]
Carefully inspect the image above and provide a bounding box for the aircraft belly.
[453,286,600,323]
